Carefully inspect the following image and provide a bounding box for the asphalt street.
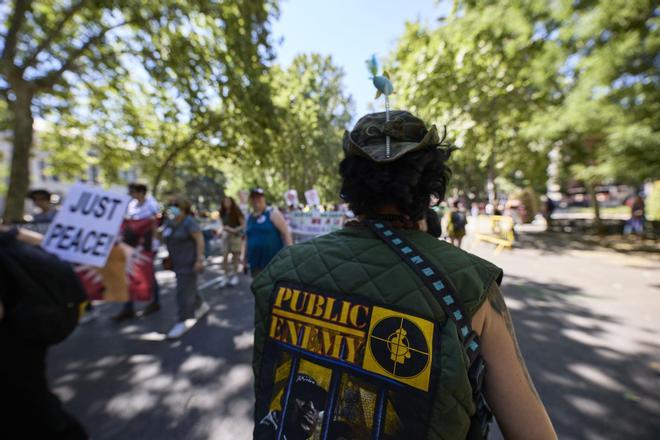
[48,233,660,439]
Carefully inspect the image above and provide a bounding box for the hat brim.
[292,382,327,408]
[343,124,441,163]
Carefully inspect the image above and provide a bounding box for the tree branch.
[33,19,130,90]
[1,0,31,65]
[152,119,218,194]
[20,0,88,70]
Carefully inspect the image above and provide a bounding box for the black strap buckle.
[476,394,493,435]
[468,355,487,395]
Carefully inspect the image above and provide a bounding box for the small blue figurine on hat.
[366,54,395,157]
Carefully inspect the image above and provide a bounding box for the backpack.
[0,231,86,346]
[451,211,467,230]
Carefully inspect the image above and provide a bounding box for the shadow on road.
[503,275,660,440]
[49,276,257,439]
[48,268,660,439]
[512,230,659,257]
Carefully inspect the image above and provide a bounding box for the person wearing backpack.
[251,111,556,439]
[447,200,467,248]
[0,226,88,439]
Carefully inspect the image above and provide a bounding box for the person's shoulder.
[267,206,285,218]
[147,196,160,209]
[184,215,200,228]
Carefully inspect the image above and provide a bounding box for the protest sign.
[75,218,156,303]
[304,188,321,206]
[284,189,299,207]
[43,183,130,267]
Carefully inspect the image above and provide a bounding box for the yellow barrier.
[473,215,515,254]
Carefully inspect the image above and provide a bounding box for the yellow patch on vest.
[363,306,434,391]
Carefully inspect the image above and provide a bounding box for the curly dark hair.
[339,147,454,221]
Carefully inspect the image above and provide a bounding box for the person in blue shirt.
[245,188,292,277]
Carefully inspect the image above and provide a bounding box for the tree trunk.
[3,86,34,223]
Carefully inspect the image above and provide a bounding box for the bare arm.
[472,283,557,440]
[0,225,45,246]
[269,209,292,246]
[191,230,205,273]
[18,228,44,246]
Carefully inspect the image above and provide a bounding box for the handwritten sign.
[284,189,299,207]
[304,188,321,207]
[43,183,130,267]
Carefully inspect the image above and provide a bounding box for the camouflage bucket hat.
[343,110,442,163]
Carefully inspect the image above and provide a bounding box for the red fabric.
[122,218,156,237]
[76,218,156,302]
[126,248,155,301]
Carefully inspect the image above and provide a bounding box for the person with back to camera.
[219,195,245,287]
[447,200,467,248]
[251,111,557,439]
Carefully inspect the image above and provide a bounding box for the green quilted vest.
[251,225,502,440]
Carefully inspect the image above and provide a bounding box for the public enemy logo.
[368,316,430,379]
[363,306,435,391]
[268,284,435,392]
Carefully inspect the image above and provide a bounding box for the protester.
[470,201,480,219]
[245,188,292,277]
[251,111,556,439]
[111,183,161,322]
[447,200,467,248]
[0,225,88,439]
[26,189,57,234]
[624,194,645,237]
[543,196,556,227]
[162,197,209,339]
[219,196,245,287]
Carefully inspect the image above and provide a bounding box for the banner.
[288,211,345,236]
[75,218,155,302]
[43,183,130,267]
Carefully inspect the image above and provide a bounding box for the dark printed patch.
[256,283,438,440]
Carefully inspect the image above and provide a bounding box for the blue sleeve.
[187,216,201,234]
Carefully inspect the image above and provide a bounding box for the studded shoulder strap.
[365,220,492,437]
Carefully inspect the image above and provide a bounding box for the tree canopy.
[0,0,277,220]
[223,53,353,204]
[2,0,656,221]
[388,0,658,212]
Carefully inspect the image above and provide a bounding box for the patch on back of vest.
[255,282,440,440]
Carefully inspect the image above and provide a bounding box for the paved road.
[48,234,660,439]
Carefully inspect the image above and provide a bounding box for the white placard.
[284,189,299,207]
[43,183,130,267]
[304,188,321,206]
